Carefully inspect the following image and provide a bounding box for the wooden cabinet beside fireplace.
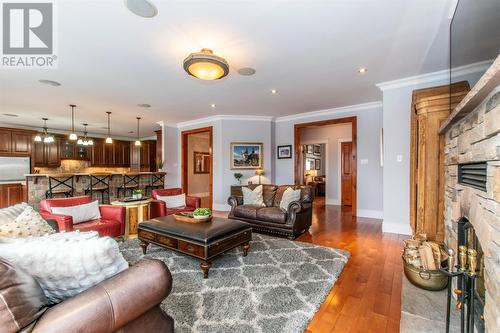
[410,82,469,242]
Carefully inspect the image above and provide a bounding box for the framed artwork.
[315,159,321,170]
[231,142,263,169]
[194,151,210,174]
[305,158,315,171]
[313,144,321,156]
[277,145,292,159]
[306,145,314,154]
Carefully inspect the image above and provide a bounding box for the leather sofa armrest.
[31,259,172,333]
[228,195,243,208]
[39,211,74,232]
[186,196,201,209]
[286,201,311,224]
[150,200,166,218]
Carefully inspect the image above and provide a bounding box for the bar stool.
[84,173,111,204]
[117,173,140,199]
[145,172,165,195]
[45,174,75,198]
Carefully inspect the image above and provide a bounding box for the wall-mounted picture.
[315,159,321,170]
[305,158,315,171]
[194,151,210,174]
[313,144,321,156]
[306,144,314,154]
[231,142,263,169]
[277,145,292,159]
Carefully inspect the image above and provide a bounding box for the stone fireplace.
[442,57,499,332]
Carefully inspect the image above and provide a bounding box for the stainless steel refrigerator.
[0,156,31,182]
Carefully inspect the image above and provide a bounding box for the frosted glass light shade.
[34,134,42,142]
[69,133,78,140]
[134,140,141,146]
[105,137,113,144]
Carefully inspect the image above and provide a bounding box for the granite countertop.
[25,171,166,177]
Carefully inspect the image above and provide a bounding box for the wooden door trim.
[294,116,357,215]
[181,126,213,209]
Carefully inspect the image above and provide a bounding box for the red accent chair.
[150,188,201,218]
[39,196,126,237]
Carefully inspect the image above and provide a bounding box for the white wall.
[300,124,352,205]
[274,102,384,218]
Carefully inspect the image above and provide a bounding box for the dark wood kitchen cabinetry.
[90,139,131,167]
[0,183,26,209]
[60,139,90,160]
[33,138,60,167]
[0,128,34,156]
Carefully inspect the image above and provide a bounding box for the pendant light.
[34,118,54,143]
[77,124,93,146]
[134,117,141,146]
[68,104,78,140]
[105,111,113,144]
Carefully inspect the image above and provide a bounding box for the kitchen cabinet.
[0,128,34,156]
[0,129,11,153]
[0,183,26,209]
[61,139,90,160]
[91,139,131,167]
[33,138,60,167]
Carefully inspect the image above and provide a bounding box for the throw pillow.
[0,258,48,333]
[279,187,301,212]
[0,207,55,238]
[51,200,101,224]
[0,232,128,304]
[242,185,264,206]
[158,193,186,208]
[0,202,29,225]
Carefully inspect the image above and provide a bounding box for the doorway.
[181,126,213,209]
[294,117,357,215]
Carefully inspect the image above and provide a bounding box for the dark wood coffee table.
[137,215,252,278]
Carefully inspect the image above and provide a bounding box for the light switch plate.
[397,155,403,162]
[360,159,368,165]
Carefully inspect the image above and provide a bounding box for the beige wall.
[187,132,210,196]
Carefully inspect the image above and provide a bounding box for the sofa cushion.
[0,207,55,238]
[233,205,260,220]
[273,186,289,207]
[74,219,123,237]
[158,193,186,209]
[256,207,287,224]
[242,185,264,206]
[280,187,302,212]
[0,202,29,225]
[262,185,278,207]
[0,258,48,333]
[51,200,101,224]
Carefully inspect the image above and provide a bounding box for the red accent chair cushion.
[150,188,201,218]
[39,196,125,237]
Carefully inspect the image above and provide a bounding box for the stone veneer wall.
[443,83,500,332]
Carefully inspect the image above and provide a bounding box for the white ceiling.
[0,0,456,138]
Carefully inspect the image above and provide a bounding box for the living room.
[0,1,499,333]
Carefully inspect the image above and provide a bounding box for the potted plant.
[234,172,243,185]
[156,159,164,172]
[193,208,212,219]
[132,188,143,199]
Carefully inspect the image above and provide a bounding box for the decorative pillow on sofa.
[158,193,186,208]
[0,207,55,238]
[51,200,101,224]
[0,202,29,225]
[242,185,264,206]
[0,258,48,333]
[279,187,301,212]
[0,231,128,304]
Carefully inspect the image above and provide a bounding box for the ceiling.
[0,0,457,138]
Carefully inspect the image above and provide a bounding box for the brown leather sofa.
[228,184,313,239]
[1,258,174,333]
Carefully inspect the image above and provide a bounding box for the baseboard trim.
[382,220,412,235]
[357,209,383,219]
[213,203,231,211]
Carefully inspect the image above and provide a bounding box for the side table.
[111,198,152,239]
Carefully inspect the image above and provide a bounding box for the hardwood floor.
[300,197,405,333]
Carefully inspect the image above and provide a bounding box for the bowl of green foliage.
[192,208,212,219]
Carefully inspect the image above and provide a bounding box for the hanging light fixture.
[68,104,78,140]
[105,111,113,144]
[34,118,54,143]
[77,124,93,146]
[183,48,229,80]
[134,117,141,146]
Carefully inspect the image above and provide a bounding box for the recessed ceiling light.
[2,113,19,117]
[237,67,256,76]
[124,0,158,18]
[271,89,278,94]
[210,104,216,108]
[358,68,368,74]
[39,79,61,86]
[138,103,151,108]
[128,131,135,134]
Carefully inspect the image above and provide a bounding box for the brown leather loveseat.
[228,184,313,239]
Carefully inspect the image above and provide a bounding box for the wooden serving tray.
[173,212,212,224]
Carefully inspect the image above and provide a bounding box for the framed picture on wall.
[277,145,292,159]
[194,151,210,174]
[315,159,321,170]
[305,158,315,170]
[313,144,321,156]
[230,142,263,169]
[306,145,314,154]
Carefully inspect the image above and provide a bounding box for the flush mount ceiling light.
[210,104,216,108]
[183,48,229,81]
[2,113,19,117]
[68,104,78,140]
[358,67,368,74]
[237,67,256,76]
[271,89,278,94]
[105,111,113,144]
[124,0,158,18]
[39,79,61,86]
[138,103,151,108]
[135,117,142,146]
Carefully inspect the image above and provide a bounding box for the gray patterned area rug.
[119,234,349,333]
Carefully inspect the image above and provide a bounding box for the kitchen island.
[26,172,165,209]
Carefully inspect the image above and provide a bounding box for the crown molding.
[176,114,274,128]
[273,101,382,123]
[376,60,493,91]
